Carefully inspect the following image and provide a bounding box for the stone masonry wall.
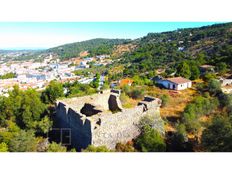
[55,90,164,150]
[91,104,162,149]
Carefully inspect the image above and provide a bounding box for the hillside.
[111,43,137,58]
[46,23,232,76]
[47,38,131,59]
[120,22,232,76]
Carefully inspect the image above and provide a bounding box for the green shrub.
[160,94,170,107]
[135,125,166,152]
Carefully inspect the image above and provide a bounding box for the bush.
[160,94,169,107]
[8,130,37,152]
[47,142,67,152]
[82,145,112,152]
[0,142,8,152]
[202,116,232,152]
[130,89,144,99]
[203,73,217,82]
[216,62,227,75]
[115,142,136,152]
[135,125,166,152]
[208,79,222,95]
[182,96,219,132]
[121,85,131,95]
[139,115,156,130]
[42,80,64,103]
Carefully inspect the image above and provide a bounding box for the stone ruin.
[55,89,164,150]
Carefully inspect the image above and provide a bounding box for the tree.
[82,145,112,152]
[133,75,144,85]
[176,61,191,79]
[196,52,206,65]
[181,96,219,133]
[0,72,16,79]
[190,64,200,80]
[216,62,227,75]
[90,73,100,89]
[42,80,64,103]
[0,86,47,130]
[0,86,23,126]
[8,130,37,152]
[135,125,166,152]
[17,89,46,129]
[176,123,188,144]
[219,93,232,108]
[0,121,20,146]
[167,123,194,152]
[36,116,53,134]
[0,142,8,152]
[208,79,222,96]
[202,116,232,152]
[47,142,67,152]
[203,73,217,82]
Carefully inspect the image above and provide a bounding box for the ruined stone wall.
[55,91,164,150]
[56,103,92,150]
[91,103,163,149]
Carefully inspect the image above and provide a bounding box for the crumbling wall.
[91,98,163,149]
[55,92,164,150]
[55,103,92,150]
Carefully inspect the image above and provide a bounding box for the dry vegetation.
[161,88,198,118]
[144,86,198,118]
[120,93,138,108]
[109,65,124,74]
[112,43,137,58]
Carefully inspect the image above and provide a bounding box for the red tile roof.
[119,78,134,86]
[167,77,191,84]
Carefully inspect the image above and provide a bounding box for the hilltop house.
[155,76,192,90]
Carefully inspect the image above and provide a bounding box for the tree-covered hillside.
[47,38,130,59]
[120,22,232,76]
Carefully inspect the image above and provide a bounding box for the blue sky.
[0,22,218,49]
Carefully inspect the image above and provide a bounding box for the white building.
[157,77,192,90]
[220,76,232,87]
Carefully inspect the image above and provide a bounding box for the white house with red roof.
[156,76,192,90]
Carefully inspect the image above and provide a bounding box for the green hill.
[120,22,232,76]
[47,22,232,77]
[47,38,130,59]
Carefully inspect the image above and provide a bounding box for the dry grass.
[165,124,176,132]
[119,92,138,108]
[145,86,198,118]
[161,88,198,118]
[110,65,124,74]
[112,43,137,58]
